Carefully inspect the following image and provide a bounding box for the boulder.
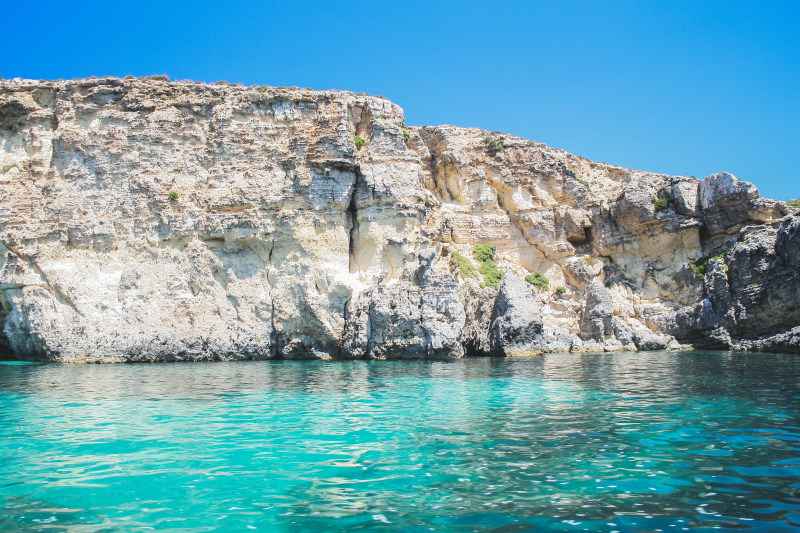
[489,273,544,356]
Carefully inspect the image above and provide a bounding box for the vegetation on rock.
[689,253,725,280]
[168,190,180,201]
[354,135,367,148]
[652,197,668,213]
[473,244,504,289]
[482,135,504,154]
[451,251,477,280]
[525,271,549,291]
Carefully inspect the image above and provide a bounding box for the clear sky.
[3,0,798,199]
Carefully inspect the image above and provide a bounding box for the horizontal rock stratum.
[1,76,798,362]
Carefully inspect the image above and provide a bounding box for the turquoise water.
[2,352,800,532]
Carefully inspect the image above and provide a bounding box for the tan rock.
[0,77,795,360]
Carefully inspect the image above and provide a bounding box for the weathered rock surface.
[0,76,797,361]
[341,249,465,359]
[488,274,543,357]
[458,279,495,356]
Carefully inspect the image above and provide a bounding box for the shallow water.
[2,351,800,532]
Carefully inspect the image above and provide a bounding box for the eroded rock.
[489,273,544,357]
[0,77,798,361]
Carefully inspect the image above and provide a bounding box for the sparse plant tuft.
[556,286,567,294]
[688,253,726,280]
[451,251,477,280]
[168,190,180,201]
[483,135,504,154]
[787,199,800,211]
[473,244,504,289]
[373,114,388,120]
[525,271,549,291]
[354,135,367,148]
[402,128,410,142]
[653,197,668,213]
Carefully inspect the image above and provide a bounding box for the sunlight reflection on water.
[2,351,800,532]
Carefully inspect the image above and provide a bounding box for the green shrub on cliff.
[689,253,725,280]
[787,199,800,211]
[652,197,668,213]
[168,190,180,201]
[354,135,367,148]
[525,271,549,291]
[473,244,504,289]
[482,135,504,154]
[451,251,477,280]
[473,244,495,264]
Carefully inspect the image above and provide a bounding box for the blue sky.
[3,1,798,199]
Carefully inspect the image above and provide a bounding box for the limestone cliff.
[0,76,797,361]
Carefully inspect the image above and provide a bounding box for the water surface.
[2,351,800,532]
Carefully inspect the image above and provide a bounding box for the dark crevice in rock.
[415,129,445,202]
[0,293,12,359]
[336,292,353,359]
[266,239,278,358]
[346,167,364,274]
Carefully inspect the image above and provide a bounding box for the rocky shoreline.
[1,77,798,362]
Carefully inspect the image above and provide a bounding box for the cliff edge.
[1,77,797,361]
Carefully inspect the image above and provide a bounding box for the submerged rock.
[0,77,798,361]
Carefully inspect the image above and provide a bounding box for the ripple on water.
[2,352,800,531]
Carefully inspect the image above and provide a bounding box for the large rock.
[340,249,466,359]
[658,299,731,349]
[580,282,614,342]
[740,327,800,354]
[709,212,800,341]
[670,178,700,217]
[699,172,758,212]
[698,172,759,243]
[488,273,544,356]
[458,279,496,356]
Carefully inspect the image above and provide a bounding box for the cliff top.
[0,76,686,184]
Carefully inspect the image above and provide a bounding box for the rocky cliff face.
[1,76,797,361]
